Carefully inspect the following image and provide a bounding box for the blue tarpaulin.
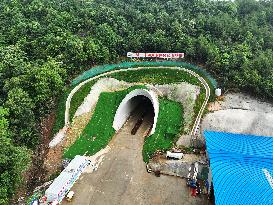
[204,131,273,205]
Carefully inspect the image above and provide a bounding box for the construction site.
[1,1,273,205]
[26,57,273,205]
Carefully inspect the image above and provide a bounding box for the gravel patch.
[220,93,273,113]
[202,93,273,137]
[65,112,94,148]
[75,78,132,117]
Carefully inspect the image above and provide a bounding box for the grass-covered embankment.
[52,88,71,136]
[69,80,97,122]
[108,68,200,85]
[53,67,212,137]
[54,67,207,162]
[63,85,146,159]
[51,80,97,137]
[142,98,183,162]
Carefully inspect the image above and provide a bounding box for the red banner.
[127,52,184,59]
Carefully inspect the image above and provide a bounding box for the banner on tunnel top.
[127,52,184,59]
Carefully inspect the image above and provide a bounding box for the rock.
[202,92,273,137]
[176,135,205,148]
[148,154,206,178]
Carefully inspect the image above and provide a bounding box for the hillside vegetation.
[0,0,273,203]
[143,98,183,162]
[53,67,206,134]
[63,85,147,159]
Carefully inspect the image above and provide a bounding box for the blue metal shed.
[204,131,273,205]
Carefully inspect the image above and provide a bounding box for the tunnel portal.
[113,89,159,136]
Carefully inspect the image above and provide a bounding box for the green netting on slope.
[71,61,218,89]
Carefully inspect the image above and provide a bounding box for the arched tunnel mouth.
[129,95,155,135]
[113,89,159,136]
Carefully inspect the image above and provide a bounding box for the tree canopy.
[0,107,31,204]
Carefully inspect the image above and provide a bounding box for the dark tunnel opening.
[129,95,155,135]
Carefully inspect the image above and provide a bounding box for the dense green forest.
[0,0,273,203]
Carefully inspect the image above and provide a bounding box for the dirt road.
[62,112,207,205]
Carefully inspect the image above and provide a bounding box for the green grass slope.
[63,85,146,159]
[53,67,210,137]
[142,98,183,162]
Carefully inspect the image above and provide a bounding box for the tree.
[0,107,31,205]
[0,45,28,97]
[4,88,37,148]
[94,23,122,60]
[242,50,273,99]
[25,59,66,115]
[151,29,171,52]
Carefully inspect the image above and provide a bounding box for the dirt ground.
[44,111,94,177]
[62,111,208,205]
[202,93,273,137]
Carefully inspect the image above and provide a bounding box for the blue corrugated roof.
[204,131,273,205]
[205,131,273,158]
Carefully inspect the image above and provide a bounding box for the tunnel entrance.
[130,96,155,135]
[113,89,159,136]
